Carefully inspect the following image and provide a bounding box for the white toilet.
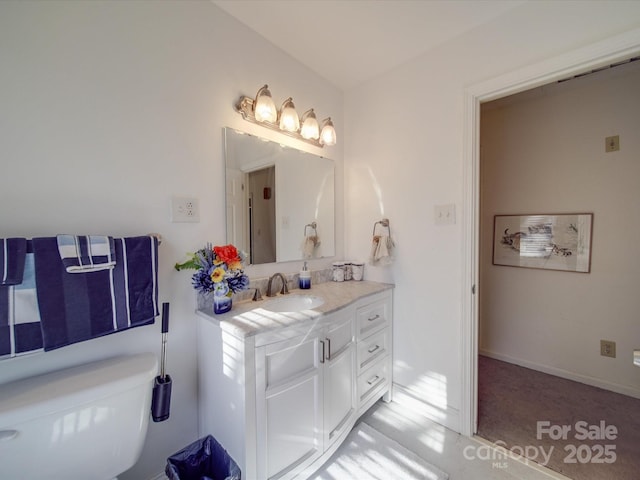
[0,352,158,480]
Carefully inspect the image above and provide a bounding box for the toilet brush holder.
[152,302,172,422]
[152,374,172,422]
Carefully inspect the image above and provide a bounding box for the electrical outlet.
[171,196,200,223]
[605,135,620,152]
[600,340,616,358]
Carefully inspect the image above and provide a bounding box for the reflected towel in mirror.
[302,235,320,259]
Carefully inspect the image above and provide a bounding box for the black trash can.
[166,435,241,480]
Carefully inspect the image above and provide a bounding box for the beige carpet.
[477,355,640,480]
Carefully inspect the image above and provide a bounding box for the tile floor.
[360,399,572,480]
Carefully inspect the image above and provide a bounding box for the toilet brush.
[152,302,172,422]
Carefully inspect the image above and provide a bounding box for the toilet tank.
[0,353,158,480]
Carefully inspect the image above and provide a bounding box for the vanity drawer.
[357,360,389,406]
[356,297,390,339]
[357,327,389,373]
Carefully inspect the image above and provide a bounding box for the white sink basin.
[262,294,324,313]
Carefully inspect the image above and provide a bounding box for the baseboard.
[479,349,640,400]
[391,382,461,433]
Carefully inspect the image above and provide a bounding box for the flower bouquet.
[175,243,249,314]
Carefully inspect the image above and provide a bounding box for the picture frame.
[493,213,593,273]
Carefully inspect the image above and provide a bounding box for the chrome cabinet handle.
[367,344,380,354]
[320,340,325,364]
[367,314,380,322]
[367,375,380,385]
[326,338,331,360]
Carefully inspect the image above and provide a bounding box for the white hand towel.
[369,235,395,266]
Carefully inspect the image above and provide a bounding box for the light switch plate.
[435,204,456,225]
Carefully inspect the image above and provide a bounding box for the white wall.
[0,2,342,478]
[344,1,640,431]
[480,61,640,397]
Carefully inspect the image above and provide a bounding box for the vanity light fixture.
[235,85,336,148]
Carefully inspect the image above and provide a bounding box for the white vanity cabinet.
[254,307,356,479]
[196,284,392,480]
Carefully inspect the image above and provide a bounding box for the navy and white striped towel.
[56,235,116,273]
[33,235,158,351]
[0,246,44,359]
[1,238,27,285]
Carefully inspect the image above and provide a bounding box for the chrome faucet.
[266,273,289,297]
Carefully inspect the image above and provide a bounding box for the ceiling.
[213,0,527,90]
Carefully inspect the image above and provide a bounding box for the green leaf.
[174,257,199,271]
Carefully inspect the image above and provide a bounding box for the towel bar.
[372,218,391,237]
[148,233,163,245]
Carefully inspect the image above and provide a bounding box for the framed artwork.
[493,213,593,273]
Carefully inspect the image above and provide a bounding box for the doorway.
[461,29,640,438]
[475,59,640,479]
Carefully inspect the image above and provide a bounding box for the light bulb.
[300,109,320,140]
[279,98,300,132]
[320,118,337,146]
[254,85,277,123]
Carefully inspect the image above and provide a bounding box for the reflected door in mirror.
[248,167,276,264]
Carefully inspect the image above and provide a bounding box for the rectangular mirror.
[224,128,335,265]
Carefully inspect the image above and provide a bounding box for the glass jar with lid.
[332,262,345,282]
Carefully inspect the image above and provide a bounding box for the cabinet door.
[323,312,356,444]
[256,333,324,480]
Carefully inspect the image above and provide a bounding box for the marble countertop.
[196,280,394,339]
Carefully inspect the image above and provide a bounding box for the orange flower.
[227,259,242,271]
[214,244,240,265]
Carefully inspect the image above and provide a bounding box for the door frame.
[460,28,640,437]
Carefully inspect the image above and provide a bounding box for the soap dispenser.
[299,262,311,289]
